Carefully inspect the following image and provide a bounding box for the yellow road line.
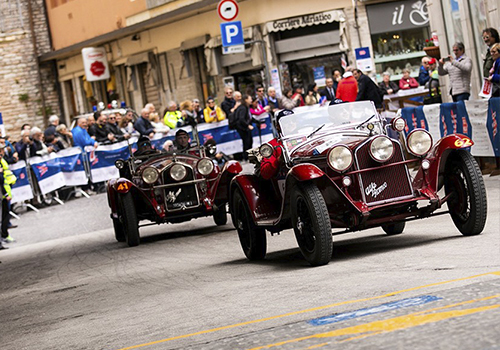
[117,270,500,350]
[248,295,500,350]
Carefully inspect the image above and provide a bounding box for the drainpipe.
[27,0,48,126]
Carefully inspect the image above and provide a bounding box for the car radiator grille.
[162,167,200,211]
[354,140,413,205]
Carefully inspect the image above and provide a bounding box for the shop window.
[372,27,430,82]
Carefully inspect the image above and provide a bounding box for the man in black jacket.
[133,108,155,138]
[234,94,254,161]
[220,86,236,118]
[106,113,130,142]
[320,78,336,102]
[353,69,383,109]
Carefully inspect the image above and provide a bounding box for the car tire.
[118,192,140,246]
[232,189,266,260]
[213,203,228,226]
[112,218,126,242]
[444,150,487,236]
[382,222,405,235]
[291,183,333,266]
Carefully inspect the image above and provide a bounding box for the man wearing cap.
[173,129,190,153]
[133,136,159,157]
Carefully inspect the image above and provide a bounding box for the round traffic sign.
[217,0,239,21]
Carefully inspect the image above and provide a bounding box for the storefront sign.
[367,0,429,34]
[266,10,344,33]
[82,47,110,82]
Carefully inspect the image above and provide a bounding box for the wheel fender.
[426,134,474,190]
[224,160,243,175]
[289,163,326,182]
[230,174,276,222]
[214,161,242,204]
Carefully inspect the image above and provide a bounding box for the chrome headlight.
[369,136,394,162]
[170,164,187,181]
[142,167,159,184]
[259,143,274,158]
[327,145,353,172]
[197,158,214,176]
[392,117,406,132]
[407,130,433,156]
[115,159,125,169]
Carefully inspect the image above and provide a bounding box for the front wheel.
[291,183,333,266]
[444,151,487,236]
[232,190,266,260]
[382,222,405,235]
[213,203,228,226]
[118,192,140,246]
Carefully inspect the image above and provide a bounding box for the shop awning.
[265,10,345,33]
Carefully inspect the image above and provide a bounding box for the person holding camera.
[438,42,472,102]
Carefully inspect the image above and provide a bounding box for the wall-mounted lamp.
[132,34,140,41]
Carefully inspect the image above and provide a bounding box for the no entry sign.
[217,0,239,21]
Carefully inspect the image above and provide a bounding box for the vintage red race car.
[107,131,242,246]
[230,101,487,266]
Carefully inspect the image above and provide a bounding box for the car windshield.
[278,101,382,138]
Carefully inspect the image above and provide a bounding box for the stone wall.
[0,0,59,140]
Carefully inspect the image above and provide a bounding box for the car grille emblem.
[167,188,182,203]
[365,182,388,198]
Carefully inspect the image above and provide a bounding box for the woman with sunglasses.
[488,43,500,98]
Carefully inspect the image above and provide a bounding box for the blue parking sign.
[221,21,244,47]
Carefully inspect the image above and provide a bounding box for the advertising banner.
[56,147,88,186]
[29,154,65,195]
[88,142,130,183]
[9,161,33,203]
[465,99,495,156]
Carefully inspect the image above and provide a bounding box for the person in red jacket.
[336,71,358,102]
[259,110,294,180]
[399,68,419,90]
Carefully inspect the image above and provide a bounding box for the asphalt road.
[0,175,499,350]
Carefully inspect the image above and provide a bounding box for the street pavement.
[0,175,499,350]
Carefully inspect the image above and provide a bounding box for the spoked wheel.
[118,192,140,246]
[444,151,487,236]
[382,222,405,235]
[112,217,126,242]
[213,203,228,226]
[291,183,333,266]
[232,190,266,260]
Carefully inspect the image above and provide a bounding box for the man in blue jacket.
[72,117,98,149]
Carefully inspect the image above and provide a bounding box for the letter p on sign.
[221,21,244,47]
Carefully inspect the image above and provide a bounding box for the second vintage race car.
[107,128,242,247]
[230,101,487,266]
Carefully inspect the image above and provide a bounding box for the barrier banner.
[9,160,33,203]
[486,97,500,156]
[88,141,131,183]
[439,102,471,137]
[464,100,493,157]
[29,154,65,195]
[56,147,88,186]
[400,106,429,137]
[422,104,442,142]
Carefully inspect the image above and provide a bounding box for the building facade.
[0,0,60,137]
[33,0,500,123]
